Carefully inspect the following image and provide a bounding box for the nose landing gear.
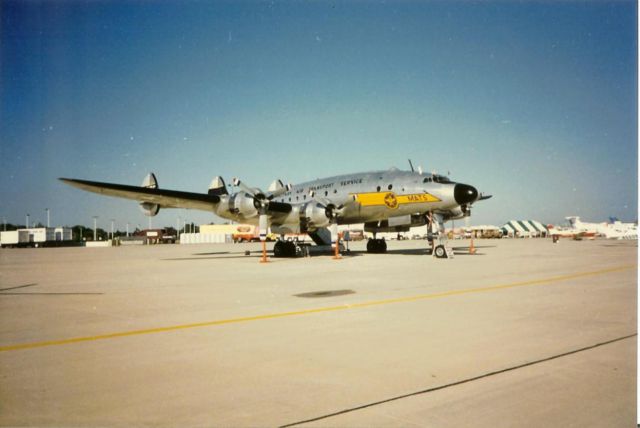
[428,212,453,259]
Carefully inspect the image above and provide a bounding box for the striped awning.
[501,220,548,236]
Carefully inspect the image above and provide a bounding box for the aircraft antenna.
[408,159,415,172]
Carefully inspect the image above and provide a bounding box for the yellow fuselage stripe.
[0,264,635,352]
[353,192,440,207]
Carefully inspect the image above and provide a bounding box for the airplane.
[60,165,492,258]
[562,216,638,240]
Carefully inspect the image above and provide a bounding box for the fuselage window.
[388,184,393,190]
[324,191,328,197]
[376,186,381,192]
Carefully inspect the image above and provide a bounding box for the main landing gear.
[366,238,387,253]
[273,240,303,258]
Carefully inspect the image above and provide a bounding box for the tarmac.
[0,238,636,427]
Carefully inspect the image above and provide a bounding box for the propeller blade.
[258,214,268,242]
[266,201,293,214]
[232,178,259,196]
[330,222,338,248]
[478,194,493,201]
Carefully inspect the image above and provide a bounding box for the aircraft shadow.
[0,283,103,296]
[347,247,492,256]
[0,283,38,292]
[163,255,261,261]
[0,292,104,296]
[164,249,367,261]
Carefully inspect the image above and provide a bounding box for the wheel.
[434,245,447,259]
[366,239,375,253]
[273,241,285,257]
[367,239,387,253]
[284,241,297,257]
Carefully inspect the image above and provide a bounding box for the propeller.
[307,190,356,245]
[232,178,293,241]
[232,178,292,214]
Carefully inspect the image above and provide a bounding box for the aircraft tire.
[366,239,387,254]
[285,241,297,257]
[434,245,447,259]
[273,241,285,258]
[274,241,298,258]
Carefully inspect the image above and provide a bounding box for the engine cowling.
[447,205,469,220]
[300,202,331,231]
[229,193,259,218]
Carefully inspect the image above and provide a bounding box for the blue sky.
[1,0,637,230]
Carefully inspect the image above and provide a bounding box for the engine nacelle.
[229,193,259,218]
[140,202,160,217]
[300,202,331,231]
[447,205,469,220]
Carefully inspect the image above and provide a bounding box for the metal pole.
[93,216,97,241]
[46,208,50,228]
[26,214,30,228]
[110,219,115,240]
[126,222,130,237]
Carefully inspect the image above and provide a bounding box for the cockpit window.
[426,175,451,184]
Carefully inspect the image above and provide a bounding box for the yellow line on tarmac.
[0,264,635,353]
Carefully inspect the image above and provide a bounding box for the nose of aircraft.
[454,183,479,205]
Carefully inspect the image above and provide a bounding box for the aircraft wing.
[59,178,220,211]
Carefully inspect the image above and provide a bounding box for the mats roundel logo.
[384,192,398,209]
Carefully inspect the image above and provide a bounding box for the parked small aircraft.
[60,165,491,258]
[562,216,638,240]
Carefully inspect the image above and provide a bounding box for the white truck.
[0,230,29,248]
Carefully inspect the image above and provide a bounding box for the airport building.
[179,224,240,245]
[0,227,72,247]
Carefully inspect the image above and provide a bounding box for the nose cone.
[454,184,479,205]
